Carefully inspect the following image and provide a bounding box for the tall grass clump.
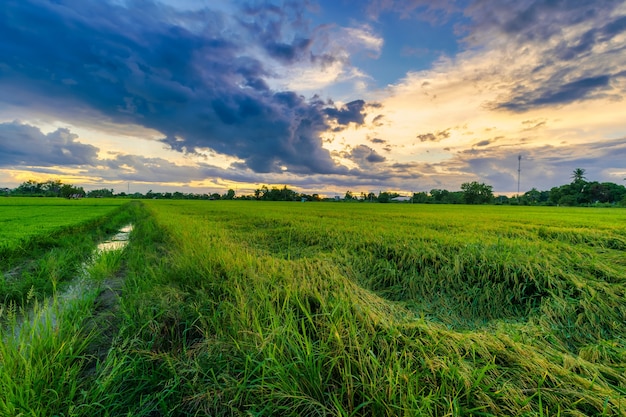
[0,269,101,415]
[78,201,624,415]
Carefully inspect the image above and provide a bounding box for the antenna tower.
[517,155,522,197]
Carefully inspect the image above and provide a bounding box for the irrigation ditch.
[3,223,133,341]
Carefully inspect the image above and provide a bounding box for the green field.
[0,197,127,250]
[0,197,133,303]
[1,200,625,416]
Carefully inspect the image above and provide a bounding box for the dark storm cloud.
[0,0,368,175]
[498,75,614,112]
[0,121,98,167]
[324,100,367,126]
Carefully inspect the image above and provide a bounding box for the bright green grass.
[0,200,141,416]
[87,200,623,416]
[0,198,135,305]
[2,201,625,416]
[0,197,126,251]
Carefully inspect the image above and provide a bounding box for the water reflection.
[3,223,134,338]
[97,224,133,252]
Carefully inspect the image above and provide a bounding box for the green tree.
[14,180,43,195]
[41,179,62,196]
[461,181,494,204]
[87,188,114,198]
[411,192,429,203]
[571,168,587,183]
[224,189,236,200]
[602,182,626,203]
[523,188,541,205]
[430,189,448,203]
[558,194,577,206]
[60,184,85,198]
[377,191,391,203]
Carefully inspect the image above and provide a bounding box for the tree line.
[2,169,625,206]
[2,179,88,198]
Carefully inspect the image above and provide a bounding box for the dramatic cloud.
[0,121,98,167]
[324,100,367,126]
[1,0,625,195]
[0,0,373,176]
[464,0,626,111]
[451,137,626,193]
[498,75,616,112]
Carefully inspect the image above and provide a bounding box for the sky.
[1,0,625,197]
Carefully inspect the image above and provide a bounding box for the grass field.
[0,197,127,251]
[1,200,625,416]
[0,197,133,304]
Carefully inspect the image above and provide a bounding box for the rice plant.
[2,200,625,415]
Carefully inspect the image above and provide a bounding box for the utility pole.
[517,155,522,198]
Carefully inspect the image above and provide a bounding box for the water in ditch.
[3,224,133,338]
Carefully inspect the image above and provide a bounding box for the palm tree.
[571,168,587,183]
